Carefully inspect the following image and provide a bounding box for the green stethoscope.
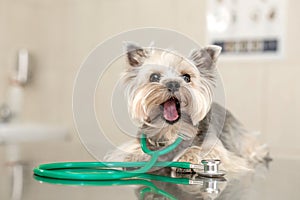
[33,134,203,181]
[34,134,227,199]
[33,134,196,200]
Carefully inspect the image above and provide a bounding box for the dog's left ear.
[189,45,222,70]
[123,41,150,67]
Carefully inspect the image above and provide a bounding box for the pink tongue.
[163,99,179,122]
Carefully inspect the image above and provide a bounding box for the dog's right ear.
[123,41,150,67]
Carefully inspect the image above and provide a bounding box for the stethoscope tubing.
[33,160,191,181]
[33,134,191,181]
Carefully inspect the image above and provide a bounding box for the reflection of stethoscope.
[34,172,226,199]
[34,174,182,200]
[33,134,226,181]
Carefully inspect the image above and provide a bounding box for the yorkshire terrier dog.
[105,42,269,173]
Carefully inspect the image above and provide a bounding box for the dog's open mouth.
[161,97,180,124]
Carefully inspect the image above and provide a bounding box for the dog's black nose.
[166,81,180,93]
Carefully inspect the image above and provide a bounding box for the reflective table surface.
[1,157,300,200]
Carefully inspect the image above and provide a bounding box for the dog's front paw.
[177,147,202,163]
[173,147,202,174]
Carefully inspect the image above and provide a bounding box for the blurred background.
[0,0,299,199]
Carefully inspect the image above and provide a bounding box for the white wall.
[0,0,299,165]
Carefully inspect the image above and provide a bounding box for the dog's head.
[122,42,221,140]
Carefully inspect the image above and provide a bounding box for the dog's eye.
[149,73,161,82]
[182,74,191,83]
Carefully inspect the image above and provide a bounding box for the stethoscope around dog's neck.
[140,133,183,156]
[143,128,185,148]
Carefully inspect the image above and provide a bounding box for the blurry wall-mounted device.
[206,0,286,60]
[11,49,30,85]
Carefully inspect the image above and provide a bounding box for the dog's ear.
[123,41,150,67]
[189,45,222,70]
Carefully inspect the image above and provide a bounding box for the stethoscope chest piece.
[198,159,226,178]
